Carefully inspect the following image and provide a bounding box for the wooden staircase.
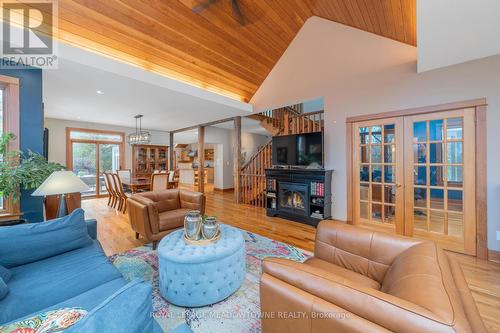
[247,106,301,136]
[239,109,324,207]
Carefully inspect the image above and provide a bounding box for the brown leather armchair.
[127,189,205,249]
[260,221,486,333]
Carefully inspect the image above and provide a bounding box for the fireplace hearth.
[265,168,333,227]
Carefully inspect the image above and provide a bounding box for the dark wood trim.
[197,126,205,193]
[488,249,500,263]
[475,105,488,260]
[346,98,487,123]
[171,116,239,134]
[233,116,242,203]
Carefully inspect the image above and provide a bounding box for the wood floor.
[82,189,500,333]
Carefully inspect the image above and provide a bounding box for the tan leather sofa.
[127,189,205,249]
[260,221,486,333]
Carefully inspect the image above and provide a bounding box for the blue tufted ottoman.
[157,224,246,307]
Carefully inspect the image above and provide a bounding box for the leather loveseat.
[260,221,486,333]
[127,189,205,249]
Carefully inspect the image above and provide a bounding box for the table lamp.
[32,171,90,218]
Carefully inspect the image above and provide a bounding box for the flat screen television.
[272,132,323,167]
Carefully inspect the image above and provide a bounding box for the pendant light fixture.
[127,114,151,145]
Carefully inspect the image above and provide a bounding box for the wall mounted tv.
[272,132,323,167]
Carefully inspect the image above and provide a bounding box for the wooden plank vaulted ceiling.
[49,0,416,102]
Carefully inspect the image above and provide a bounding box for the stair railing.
[239,110,324,207]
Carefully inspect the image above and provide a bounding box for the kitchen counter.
[178,165,213,185]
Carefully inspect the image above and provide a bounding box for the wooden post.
[169,132,174,171]
[234,116,242,203]
[198,126,205,193]
[475,105,488,260]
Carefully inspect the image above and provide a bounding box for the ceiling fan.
[192,0,246,26]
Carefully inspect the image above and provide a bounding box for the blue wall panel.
[1,67,44,222]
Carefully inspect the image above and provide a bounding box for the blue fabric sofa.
[0,209,159,332]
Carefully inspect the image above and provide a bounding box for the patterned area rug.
[109,229,310,333]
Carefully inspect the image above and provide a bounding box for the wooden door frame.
[0,75,21,220]
[346,98,488,259]
[66,127,125,198]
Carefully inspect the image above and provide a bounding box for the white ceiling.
[43,43,253,132]
[417,0,500,72]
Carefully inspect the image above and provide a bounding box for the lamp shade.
[31,171,90,196]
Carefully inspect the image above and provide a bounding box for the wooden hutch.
[132,144,169,177]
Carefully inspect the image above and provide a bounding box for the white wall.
[214,143,224,189]
[251,17,500,251]
[241,132,270,164]
[205,126,235,189]
[417,0,500,72]
[175,126,269,189]
[44,118,170,169]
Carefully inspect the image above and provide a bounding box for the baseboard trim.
[214,187,234,192]
[488,249,500,263]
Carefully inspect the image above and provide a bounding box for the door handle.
[396,184,402,188]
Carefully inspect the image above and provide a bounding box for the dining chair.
[150,173,169,192]
[117,169,131,183]
[102,172,113,206]
[167,170,179,189]
[104,173,118,208]
[113,173,130,213]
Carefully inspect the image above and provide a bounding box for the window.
[0,88,4,210]
[69,131,123,142]
[67,128,125,197]
[0,75,20,218]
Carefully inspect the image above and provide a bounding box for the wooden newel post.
[234,116,242,203]
[169,132,174,171]
[198,126,205,193]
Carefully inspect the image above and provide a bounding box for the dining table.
[121,178,151,193]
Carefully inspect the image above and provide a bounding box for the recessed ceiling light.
[96,90,104,95]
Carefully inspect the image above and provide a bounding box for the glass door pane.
[99,144,121,195]
[404,109,475,255]
[72,142,97,197]
[137,147,148,174]
[353,118,404,233]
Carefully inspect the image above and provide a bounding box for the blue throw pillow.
[0,277,8,300]
[0,264,11,282]
[0,209,93,268]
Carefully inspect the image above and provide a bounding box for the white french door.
[352,108,477,255]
